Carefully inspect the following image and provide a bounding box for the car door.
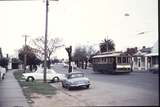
[35,70,44,80]
[47,70,56,80]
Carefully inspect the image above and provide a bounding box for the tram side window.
[128,57,131,63]
[94,58,99,63]
[118,57,121,63]
[126,57,128,63]
[96,58,99,63]
[108,57,112,63]
[109,57,113,64]
[102,57,105,62]
[105,57,108,63]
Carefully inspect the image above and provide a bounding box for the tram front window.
[122,57,127,63]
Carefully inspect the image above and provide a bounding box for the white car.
[62,62,68,68]
[22,67,65,82]
[0,66,6,80]
[62,62,77,69]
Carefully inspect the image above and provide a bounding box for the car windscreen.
[68,73,84,79]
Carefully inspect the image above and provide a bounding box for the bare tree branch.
[31,36,64,62]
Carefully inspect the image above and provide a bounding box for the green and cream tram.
[92,51,132,74]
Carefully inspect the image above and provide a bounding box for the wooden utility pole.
[44,0,49,82]
[43,0,59,82]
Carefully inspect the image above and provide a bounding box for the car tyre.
[62,82,65,88]
[67,85,71,90]
[26,77,34,82]
[52,77,60,83]
[86,85,90,89]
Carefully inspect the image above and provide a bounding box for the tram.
[92,51,132,74]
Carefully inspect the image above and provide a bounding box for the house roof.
[133,51,148,56]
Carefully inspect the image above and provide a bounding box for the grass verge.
[13,70,57,100]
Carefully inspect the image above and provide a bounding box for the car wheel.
[52,77,60,83]
[26,77,34,82]
[67,85,71,90]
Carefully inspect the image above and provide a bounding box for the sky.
[0,0,158,59]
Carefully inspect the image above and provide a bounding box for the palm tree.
[100,38,115,53]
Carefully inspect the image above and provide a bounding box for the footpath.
[0,69,30,107]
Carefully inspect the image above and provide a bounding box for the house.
[8,58,23,69]
[145,41,159,70]
[132,41,158,71]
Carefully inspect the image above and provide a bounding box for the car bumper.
[69,83,90,87]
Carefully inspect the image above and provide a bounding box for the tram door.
[138,57,141,70]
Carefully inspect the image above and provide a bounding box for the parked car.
[62,62,68,68]
[62,62,77,69]
[61,72,90,90]
[0,66,6,80]
[72,63,77,69]
[22,67,65,82]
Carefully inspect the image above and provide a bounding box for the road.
[32,64,159,106]
[52,64,159,92]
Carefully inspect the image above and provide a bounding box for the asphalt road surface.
[50,64,159,106]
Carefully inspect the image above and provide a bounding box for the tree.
[0,48,9,69]
[65,46,72,73]
[0,57,9,68]
[125,47,138,56]
[18,45,42,71]
[73,46,87,69]
[100,38,115,53]
[32,36,64,68]
[73,45,97,69]
[86,45,97,63]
